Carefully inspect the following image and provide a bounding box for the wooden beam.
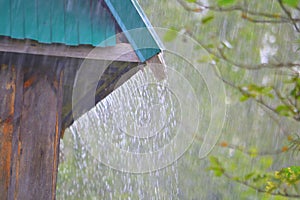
[0,60,64,200]
[0,63,19,199]
[0,37,140,62]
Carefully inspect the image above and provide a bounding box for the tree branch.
[178,0,300,30]
[183,29,300,71]
[177,0,292,24]
[277,0,300,32]
[217,47,300,70]
[223,172,300,198]
[195,134,290,157]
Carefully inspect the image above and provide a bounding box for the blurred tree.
[173,0,300,198]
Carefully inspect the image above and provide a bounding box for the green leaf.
[201,15,214,24]
[275,166,300,184]
[275,105,294,117]
[217,0,236,6]
[163,28,178,42]
[209,156,221,167]
[261,87,273,94]
[244,172,255,180]
[266,93,274,98]
[243,84,263,94]
[297,78,300,86]
[282,0,299,8]
[207,167,224,177]
[207,156,225,177]
[290,87,298,97]
[273,196,289,200]
[214,169,224,177]
[186,0,197,3]
[240,95,250,102]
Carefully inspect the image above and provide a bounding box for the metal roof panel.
[0,0,116,47]
[0,0,162,62]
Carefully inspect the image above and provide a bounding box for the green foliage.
[146,0,300,198]
[265,166,300,193]
[282,0,300,8]
[278,166,300,184]
[275,105,294,117]
[238,74,300,120]
[239,84,274,101]
[217,0,236,7]
[207,156,225,177]
[201,15,215,24]
[208,154,300,197]
[244,172,256,181]
[288,76,300,101]
[185,0,197,3]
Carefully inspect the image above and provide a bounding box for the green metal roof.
[0,0,116,47]
[105,0,163,62]
[0,0,161,62]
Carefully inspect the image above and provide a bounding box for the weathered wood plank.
[0,60,63,200]
[16,68,63,199]
[0,37,140,62]
[7,63,23,200]
[0,64,16,198]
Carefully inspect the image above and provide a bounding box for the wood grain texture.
[16,71,63,199]
[0,64,16,198]
[0,59,63,200]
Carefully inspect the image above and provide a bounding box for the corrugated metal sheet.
[0,0,116,47]
[0,0,162,61]
[105,0,162,62]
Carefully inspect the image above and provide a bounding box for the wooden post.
[0,54,63,200]
[0,49,141,199]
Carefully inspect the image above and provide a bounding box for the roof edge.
[104,0,163,62]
